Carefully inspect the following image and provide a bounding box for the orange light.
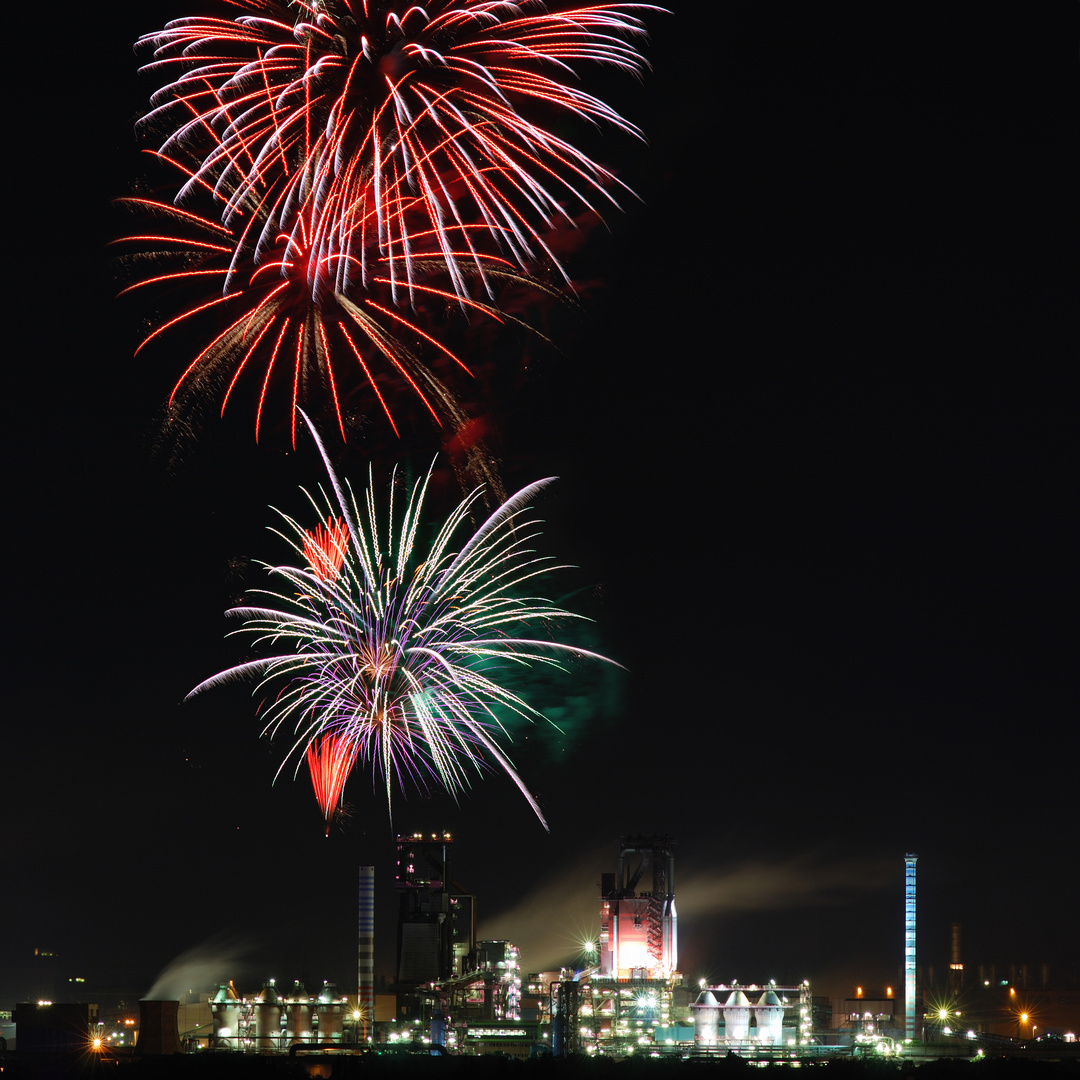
[886,987,893,997]
[856,987,863,998]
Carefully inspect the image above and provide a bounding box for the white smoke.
[477,849,894,975]
[477,846,608,972]
[145,933,261,1001]
[674,853,895,918]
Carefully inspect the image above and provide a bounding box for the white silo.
[755,990,784,1045]
[285,981,313,1045]
[723,990,751,1043]
[210,984,240,1050]
[254,981,282,1051]
[315,985,344,1043]
[691,990,721,1046]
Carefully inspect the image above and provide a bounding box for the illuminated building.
[548,836,684,1057]
[598,836,677,979]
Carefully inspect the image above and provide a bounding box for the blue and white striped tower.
[904,854,917,1042]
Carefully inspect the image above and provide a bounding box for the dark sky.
[3,4,1073,1010]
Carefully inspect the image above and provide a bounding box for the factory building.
[393,832,477,985]
[547,836,687,1056]
[177,840,1080,1062]
[598,835,677,980]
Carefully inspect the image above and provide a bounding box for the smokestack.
[904,854,917,1043]
[138,1000,181,1055]
[950,922,963,990]
[359,865,375,1040]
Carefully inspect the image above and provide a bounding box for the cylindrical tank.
[755,990,784,1045]
[723,990,750,1043]
[314,990,344,1043]
[691,991,720,1046]
[285,982,313,1045]
[254,983,282,1051]
[210,984,240,1050]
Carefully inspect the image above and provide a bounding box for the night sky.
[3,4,1073,1010]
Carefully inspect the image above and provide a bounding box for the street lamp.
[1018,1012,1029,1040]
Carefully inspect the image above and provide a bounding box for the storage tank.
[210,984,240,1050]
[691,990,720,1046]
[254,982,283,1051]
[285,982,313,1045]
[314,986,344,1043]
[723,990,750,1043]
[755,990,784,1045]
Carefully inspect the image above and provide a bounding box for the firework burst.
[305,730,359,832]
[114,167,551,464]
[137,0,656,304]
[187,416,619,827]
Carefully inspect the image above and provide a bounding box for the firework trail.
[187,415,619,828]
[137,0,656,306]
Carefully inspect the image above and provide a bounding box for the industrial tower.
[904,854,917,1042]
[358,866,375,1037]
[395,832,454,983]
[599,836,678,979]
[393,832,476,989]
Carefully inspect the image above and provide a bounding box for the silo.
[254,982,282,1051]
[210,984,240,1050]
[285,982,313,1045]
[754,990,784,1045]
[314,986,344,1043]
[690,990,720,1046]
[723,990,750,1043]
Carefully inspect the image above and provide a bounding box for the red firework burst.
[114,181,541,450]
[305,731,360,834]
[303,517,349,581]
[137,0,655,304]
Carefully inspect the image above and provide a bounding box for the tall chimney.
[359,865,375,1040]
[904,854,917,1042]
[950,922,963,990]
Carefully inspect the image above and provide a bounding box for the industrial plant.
[5,841,1077,1066]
